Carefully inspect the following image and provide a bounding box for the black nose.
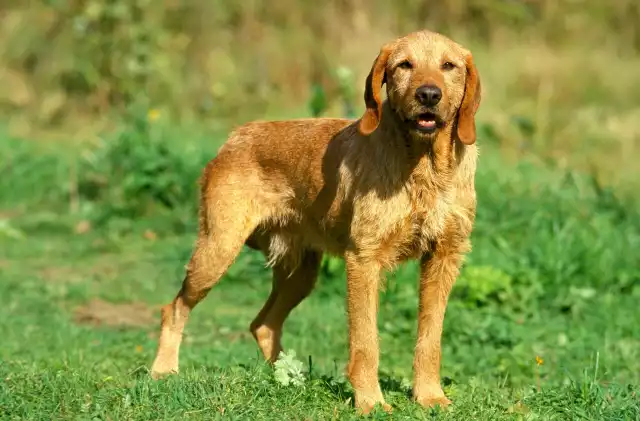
[415,84,442,106]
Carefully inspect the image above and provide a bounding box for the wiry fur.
[151,29,482,414]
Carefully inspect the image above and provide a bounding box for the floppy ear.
[358,44,393,136]
[456,54,482,145]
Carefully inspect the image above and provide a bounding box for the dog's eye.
[441,61,456,71]
[398,60,413,70]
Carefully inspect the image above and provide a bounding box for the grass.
[0,112,639,420]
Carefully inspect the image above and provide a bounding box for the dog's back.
[209,117,362,263]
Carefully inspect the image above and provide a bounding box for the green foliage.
[454,265,514,308]
[63,0,166,105]
[78,107,204,225]
[273,350,307,388]
[2,1,640,128]
[0,218,24,240]
[308,84,328,117]
[335,66,358,119]
[0,0,204,121]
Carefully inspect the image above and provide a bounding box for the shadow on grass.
[313,370,417,403]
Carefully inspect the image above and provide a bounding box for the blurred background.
[2,1,640,184]
[1,1,639,419]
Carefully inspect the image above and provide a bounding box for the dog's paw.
[357,401,393,415]
[150,368,178,380]
[150,360,179,380]
[415,394,452,409]
[354,396,392,415]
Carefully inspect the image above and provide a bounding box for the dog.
[151,29,482,414]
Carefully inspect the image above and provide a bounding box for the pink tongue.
[418,119,436,128]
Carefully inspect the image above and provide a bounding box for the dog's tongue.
[417,117,436,129]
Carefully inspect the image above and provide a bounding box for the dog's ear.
[358,44,393,136]
[456,54,482,145]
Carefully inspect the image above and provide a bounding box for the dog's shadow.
[379,373,412,397]
[316,369,456,410]
[315,370,413,404]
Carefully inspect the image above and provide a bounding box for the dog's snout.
[415,85,442,106]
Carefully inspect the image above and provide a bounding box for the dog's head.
[358,30,481,145]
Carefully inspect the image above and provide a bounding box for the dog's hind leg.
[151,169,267,379]
[250,250,322,362]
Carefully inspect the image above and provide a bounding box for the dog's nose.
[415,85,442,106]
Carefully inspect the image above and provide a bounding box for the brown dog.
[151,29,481,413]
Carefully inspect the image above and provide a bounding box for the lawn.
[0,117,639,420]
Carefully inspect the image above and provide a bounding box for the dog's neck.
[377,101,456,187]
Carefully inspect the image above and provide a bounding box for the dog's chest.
[360,183,452,265]
[404,185,451,251]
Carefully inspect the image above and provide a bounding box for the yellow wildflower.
[147,109,160,122]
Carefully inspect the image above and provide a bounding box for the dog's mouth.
[411,112,441,134]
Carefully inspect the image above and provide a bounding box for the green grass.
[1,118,639,420]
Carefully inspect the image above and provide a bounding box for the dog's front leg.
[412,243,464,409]
[344,252,390,414]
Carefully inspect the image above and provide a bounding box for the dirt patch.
[39,266,83,283]
[74,299,157,328]
[0,210,21,219]
[38,259,120,284]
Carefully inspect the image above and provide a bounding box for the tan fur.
[151,29,482,414]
